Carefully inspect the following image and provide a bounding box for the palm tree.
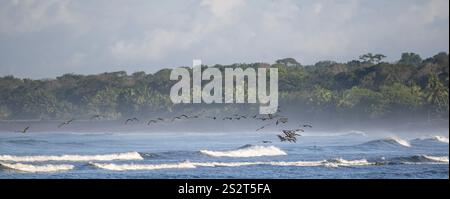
[425,75,449,117]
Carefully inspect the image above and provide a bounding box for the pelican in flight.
[125,117,139,124]
[282,130,301,137]
[276,117,288,126]
[234,115,247,120]
[18,126,30,133]
[223,117,233,121]
[58,119,75,128]
[172,115,188,122]
[277,135,288,142]
[277,129,302,143]
[277,134,297,143]
[147,120,158,125]
[256,123,272,131]
[302,124,313,128]
[207,116,217,120]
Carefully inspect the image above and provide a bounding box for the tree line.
[0,52,448,121]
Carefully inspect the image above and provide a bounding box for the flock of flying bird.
[16,107,312,143]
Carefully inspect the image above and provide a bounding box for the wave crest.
[88,158,373,171]
[0,152,143,162]
[360,137,411,148]
[434,136,449,144]
[422,155,449,163]
[378,155,448,164]
[90,162,196,171]
[322,158,372,168]
[0,162,74,172]
[412,136,449,144]
[200,145,287,158]
[193,158,371,168]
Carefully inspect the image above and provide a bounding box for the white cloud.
[0,0,448,78]
[200,0,245,21]
[0,0,83,34]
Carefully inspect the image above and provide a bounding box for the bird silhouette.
[223,117,233,121]
[277,129,302,143]
[276,117,289,126]
[207,116,217,120]
[58,119,75,128]
[171,114,189,121]
[234,115,247,120]
[256,123,272,131]
[125,117,139,124]
[302,124,312,128]
[147,120,158,125]
[277,135,288,142]
[18,126,30,133]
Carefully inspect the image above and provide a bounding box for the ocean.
[0,130,448,179]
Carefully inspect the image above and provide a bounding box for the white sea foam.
[433,136,450,144]
[90,162,196,171]
[0,162,74,172]
[89,158,373,171]
[388,155,449,165]
[321,158,373,168]
[0,152,143,162]
[413,136,449,144]
[200,145,287,158]
[422,155,449,163]
[202,158,372,168]
[192,161,264,167]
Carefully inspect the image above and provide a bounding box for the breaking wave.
[0,151,143,162]
[388,155,449,164]
[5,154,446,172]
[192,158,372,168]
[88,158,372,171]
[0,162,74,172]
[423,155,449,163]
[359,137,411,148]
[89,162,196,171]
[200,145,287,158]
[411,136,449,145]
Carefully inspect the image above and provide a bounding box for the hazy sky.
[0,0,448,78]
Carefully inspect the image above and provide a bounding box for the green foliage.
[359,53,386,64]
[425,75,449,114]
[0,52,448,120]
[308,86,333,108]
[337,87,386,118]
[380,83,424,111]
[398,52,422,67]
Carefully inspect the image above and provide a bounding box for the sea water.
[0,131,448,179]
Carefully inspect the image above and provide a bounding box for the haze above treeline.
[0,52,448,122]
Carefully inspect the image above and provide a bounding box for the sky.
[0,0,448,79]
